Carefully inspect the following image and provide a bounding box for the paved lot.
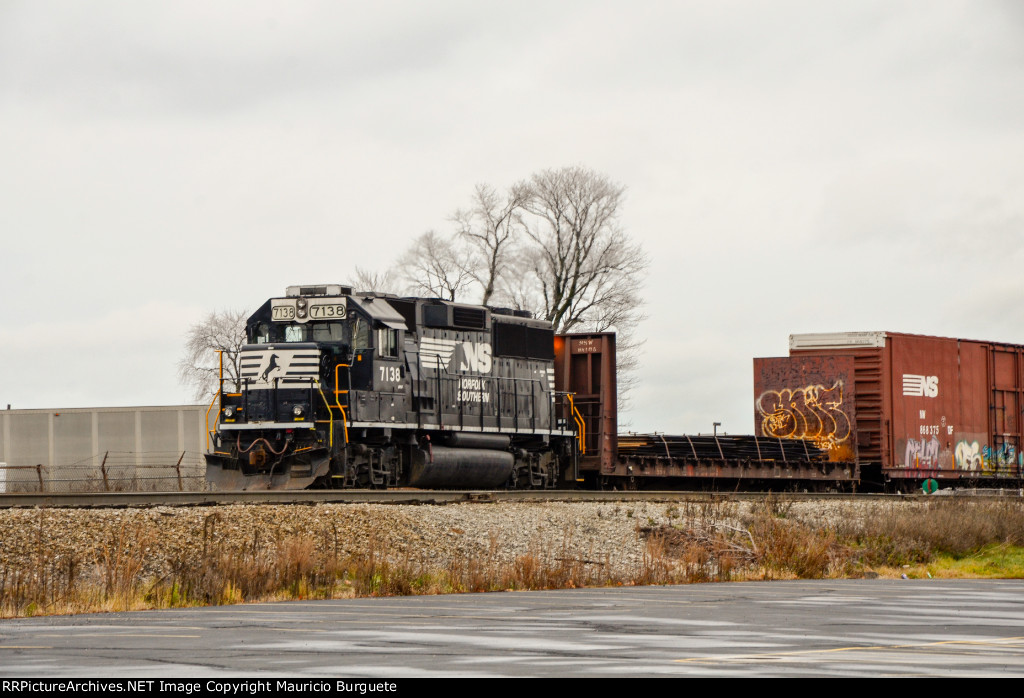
[2,579,1023,677]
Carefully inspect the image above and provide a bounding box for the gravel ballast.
[0,499,885,582]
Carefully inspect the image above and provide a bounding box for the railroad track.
[0,488,1008,509]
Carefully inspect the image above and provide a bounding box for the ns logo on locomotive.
[205,284,584,490]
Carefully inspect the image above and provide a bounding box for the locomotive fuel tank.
[407,445,515,489]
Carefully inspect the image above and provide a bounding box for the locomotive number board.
[309,302,346,319]
[271,298,347,323]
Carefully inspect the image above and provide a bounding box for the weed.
[747,515,836,579]
[753,493,793,520]
[6,498,1024,618]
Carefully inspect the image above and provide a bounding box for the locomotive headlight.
[293,405,305,418]
[297,308,308,319]
[297,298,307,309]
[224,406,236,418]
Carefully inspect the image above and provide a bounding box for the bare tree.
[397,230,476,301]
[178,309,249,402]
[452,182,529,306]
[518,166,648,333]
[351,266,401,295]
[512,166,648,414]
[382,165,648,413]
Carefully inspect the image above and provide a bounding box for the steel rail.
[0,489,1015,510]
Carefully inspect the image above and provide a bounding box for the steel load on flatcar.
[557,333,849,489]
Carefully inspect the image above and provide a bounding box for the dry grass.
[3,497,1024,618]
[653,496,1024,582]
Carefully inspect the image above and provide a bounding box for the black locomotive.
[204,284,582,490]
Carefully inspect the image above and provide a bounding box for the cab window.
[352,316,370,353]
[284,325,307,342]
[311,322,348,343]
[377,328,399,358]
[252,322,273,344]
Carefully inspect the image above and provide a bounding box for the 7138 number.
[310,304,345,319]
[379,366,402,382]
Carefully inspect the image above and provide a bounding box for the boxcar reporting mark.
[903,374,939,398]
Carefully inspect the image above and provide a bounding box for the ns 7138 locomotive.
[204,284,584,490]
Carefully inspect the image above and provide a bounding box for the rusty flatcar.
[754,331,1024,488]
[560,332,847,489]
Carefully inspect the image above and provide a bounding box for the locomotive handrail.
[204,350,226,452]
[426,357,546,433]
[443,372,545,433]
[315,383,334,448]
[333,363,351,401]
[414,348,423,429]
[333,363,351,444]
[490,375,504,431]
[512,375,518,432]
[204,391,219,452]
[530,378,538,430]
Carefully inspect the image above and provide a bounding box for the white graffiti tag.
[905,436,940,468]
[954,440,981,471]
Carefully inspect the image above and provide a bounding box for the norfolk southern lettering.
[205,284,578,492]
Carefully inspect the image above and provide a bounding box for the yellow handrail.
[567,393,586,455]
[204,350,226,452]
[334,363,350,445]
[204,391,219,452]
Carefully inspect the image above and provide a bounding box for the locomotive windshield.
[250,320,349,344]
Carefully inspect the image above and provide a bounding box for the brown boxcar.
[754,332,1024,485]
[554,332,617,479]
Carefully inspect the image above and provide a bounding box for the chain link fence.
[0,451,208,493]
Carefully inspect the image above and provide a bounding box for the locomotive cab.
[206,284,358,490]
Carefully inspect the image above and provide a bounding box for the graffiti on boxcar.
[954,440,982,471]
[904,436,940,469]
[954,440,1021,473]
[982,442,1017,472]
[756,381,851,452]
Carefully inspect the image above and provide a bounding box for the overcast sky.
[2,1,1022,435]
